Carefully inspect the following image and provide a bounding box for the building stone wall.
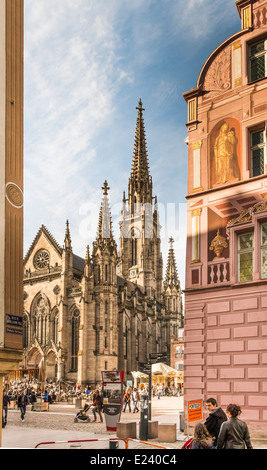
[183,0,267,427]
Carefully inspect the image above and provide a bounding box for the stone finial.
[209,229,228,259]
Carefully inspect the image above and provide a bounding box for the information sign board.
[187,399,203,423]
[102,371,124,431]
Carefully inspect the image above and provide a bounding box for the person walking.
[190,423,214,449]
[92,390,103,423]
[204,397,227,446]
[2,391,11,428]
[17,390,27,422]
[123,389,131,412]
[132,388,140,413]
[216,404,253,449]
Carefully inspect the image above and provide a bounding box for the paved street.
[1,396,185,449]
[1,396,266,450]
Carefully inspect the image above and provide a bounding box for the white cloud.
[23,0,240,290]
[170,0,237,40]
[24,0,132,228]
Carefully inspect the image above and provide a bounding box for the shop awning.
[152,362,183,381]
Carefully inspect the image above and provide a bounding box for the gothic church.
[23,100,183,386]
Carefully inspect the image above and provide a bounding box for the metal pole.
[148,373,152,421]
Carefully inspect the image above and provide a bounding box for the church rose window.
[34,249,50,270]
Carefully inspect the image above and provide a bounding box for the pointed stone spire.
[163,237,180,291]
[130,98,150,185]
[85,244,90,263]
[127,99,153,207]
[97,180,114,241]
[92,182,117,279]
[84,244,91,277]
[64,220,72,250]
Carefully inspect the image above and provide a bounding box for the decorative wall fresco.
[210,119,241,188]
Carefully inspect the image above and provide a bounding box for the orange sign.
[187,399,203,423]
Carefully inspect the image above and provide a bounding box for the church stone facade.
[23,100,183,386]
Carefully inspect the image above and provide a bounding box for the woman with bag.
[216,404,253,449]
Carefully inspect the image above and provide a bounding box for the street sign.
[138,362,151,374]
[149,352,166,358]
[149,353,168,364]
[187,399,203,423]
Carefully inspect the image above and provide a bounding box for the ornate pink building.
[183,0,267,433]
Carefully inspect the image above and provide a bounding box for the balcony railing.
[208,258,230,285]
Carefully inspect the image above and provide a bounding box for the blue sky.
[24,0,241,289]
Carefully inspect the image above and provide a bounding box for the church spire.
[64,220,72,250]
[163,237,180,291]
[96,180,114,241]
[84,244,91,278]
[128,99,152,205]
[131,98,150,183]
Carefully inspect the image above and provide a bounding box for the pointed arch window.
[51,309,59,344]
[105,264,108,282]
[23,313,29,348]
[132,238,137,266]
[33,294,50,345]
[71,309,80,371]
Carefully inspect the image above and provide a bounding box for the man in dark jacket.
[17,390,28,422]
[204,398,227,446]
[2,391,11,428]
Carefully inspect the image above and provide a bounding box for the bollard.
[179,411,184,432]
[140,394,148,441]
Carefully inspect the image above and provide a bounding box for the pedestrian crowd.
[183,397,253,450]
[2,380,253,449]
[2,378,103,427]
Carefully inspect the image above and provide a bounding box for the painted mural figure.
[214,123,236,184]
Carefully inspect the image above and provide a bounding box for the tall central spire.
[128,98,152,206]
[131,98,150,184]
[118,99,163,299]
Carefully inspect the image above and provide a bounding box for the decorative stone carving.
[209,229,228,259]
[253,7,267,28]
[227,197,267,233]
[214,123,237,184]
[34,249,50,270]
[203,46,231,99]
[53,285,61,295]
[6,182,23,208]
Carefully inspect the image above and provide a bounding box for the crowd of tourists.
[3,378,103,405]
[3,378,182,405]
[2,378,253,448]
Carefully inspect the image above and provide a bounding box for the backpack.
[181,438,193,449]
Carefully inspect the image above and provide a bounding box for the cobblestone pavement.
[2,397,266,450]
[2,397,186,449]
